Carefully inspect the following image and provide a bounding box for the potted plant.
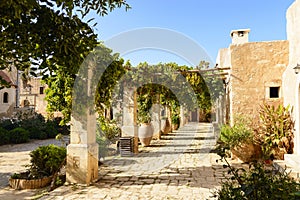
[256,103,294,160]
[9,144,66,190]
[138,110,154,146]
[171,114,180,131]
[220,117,262,162]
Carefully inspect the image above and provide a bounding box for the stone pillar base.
[66,143,99,185]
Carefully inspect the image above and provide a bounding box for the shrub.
[0,127,10,145]
[19,113,47,140]
[212,161,300,199]
[97,116,121,142]
[0,119,19,131]
[220,117,253,149]
[9,128,29,144]
[256,103,294,159]
[29,144,66,178]
[45,120,59,138]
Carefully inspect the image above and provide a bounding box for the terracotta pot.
[231,142,262,163]
[172,123,179,131]
[161,119,172,134]
[139,123,154,147]
[9,172,52,190]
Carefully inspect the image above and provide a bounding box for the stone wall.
[0,87,16,118]
[229,40,289,124]
[19,77,48,116]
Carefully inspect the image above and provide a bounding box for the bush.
[256,103,294,159]
[213,161,300,199]
[19,114,47,140]
[0,119,19,131]
[0,127,10,145]
[220,117,253,149]
[45,120,59,138]
[9,128,29,144]
[29,144,66,178]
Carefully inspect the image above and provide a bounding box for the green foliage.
[170,100,180,125]
[256,103,294,159]
[1,0,130,123]
[213,160,300,200]
[45,44,126,124]
[0,0,129,74]
[0,112,61,145]
[0,127,9,145]
[0,119,18,131]
[97,116,121,142]
[45,120,59,138]
[29,144,66,178]
[220,117,253,149]
[9,128,29,144]
[137,86,154,124]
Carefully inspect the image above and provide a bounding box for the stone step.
[273,155,300,181]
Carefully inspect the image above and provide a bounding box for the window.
[3,92,8,103]
[39,87,44,94]
[270,87,280,98]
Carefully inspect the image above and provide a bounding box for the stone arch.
[67,28,223,185]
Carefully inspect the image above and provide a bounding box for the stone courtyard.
[0,123,241,200]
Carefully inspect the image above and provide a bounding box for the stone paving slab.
[40,123,229,200]
[0,123,241,200]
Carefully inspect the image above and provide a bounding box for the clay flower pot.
[138,123,154,147]
[9,172,52,190]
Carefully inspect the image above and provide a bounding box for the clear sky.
[91,0,295,67]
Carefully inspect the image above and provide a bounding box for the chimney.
[230,29,250,44]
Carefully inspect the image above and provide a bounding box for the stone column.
[66,68,98,185]
[180,105,185,127]
[122,86,138,153]
[151,103,161,139]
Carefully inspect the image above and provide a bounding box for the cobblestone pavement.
[42,123,230,200]
[0,123,236,200]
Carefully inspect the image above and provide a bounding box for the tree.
[0,0,130,82]
[0,0,130,122]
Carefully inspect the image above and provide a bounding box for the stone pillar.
[180,105,185,127]
[151,103,161,139]
[121,86,138,153]
[66,68,98,185]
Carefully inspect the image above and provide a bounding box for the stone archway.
[66,28,222,185]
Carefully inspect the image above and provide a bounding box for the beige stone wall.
[0,87,17,118]
[216,48,231,68]
[230,40,289,124]
[19,78,48,116]
[0,69,18,118]
[283,0,300,154]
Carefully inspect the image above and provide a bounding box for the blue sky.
[91,0,295,67]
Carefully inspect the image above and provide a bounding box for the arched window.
[3,92,8,103]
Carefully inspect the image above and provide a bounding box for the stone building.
[0,70,18,118]
[216,29,289,125]
[216,0,300,166]
[19,77,48,116]
[0,67,50,118]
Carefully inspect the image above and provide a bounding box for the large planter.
[161,118,172,134]
[9,172,52,190]
[172,123,179,131]
[139,123,154,147]
[231,142,262,163]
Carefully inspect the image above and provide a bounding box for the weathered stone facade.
[217,31,289,125]
[0,70,18,118]
[19,77,48,116]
